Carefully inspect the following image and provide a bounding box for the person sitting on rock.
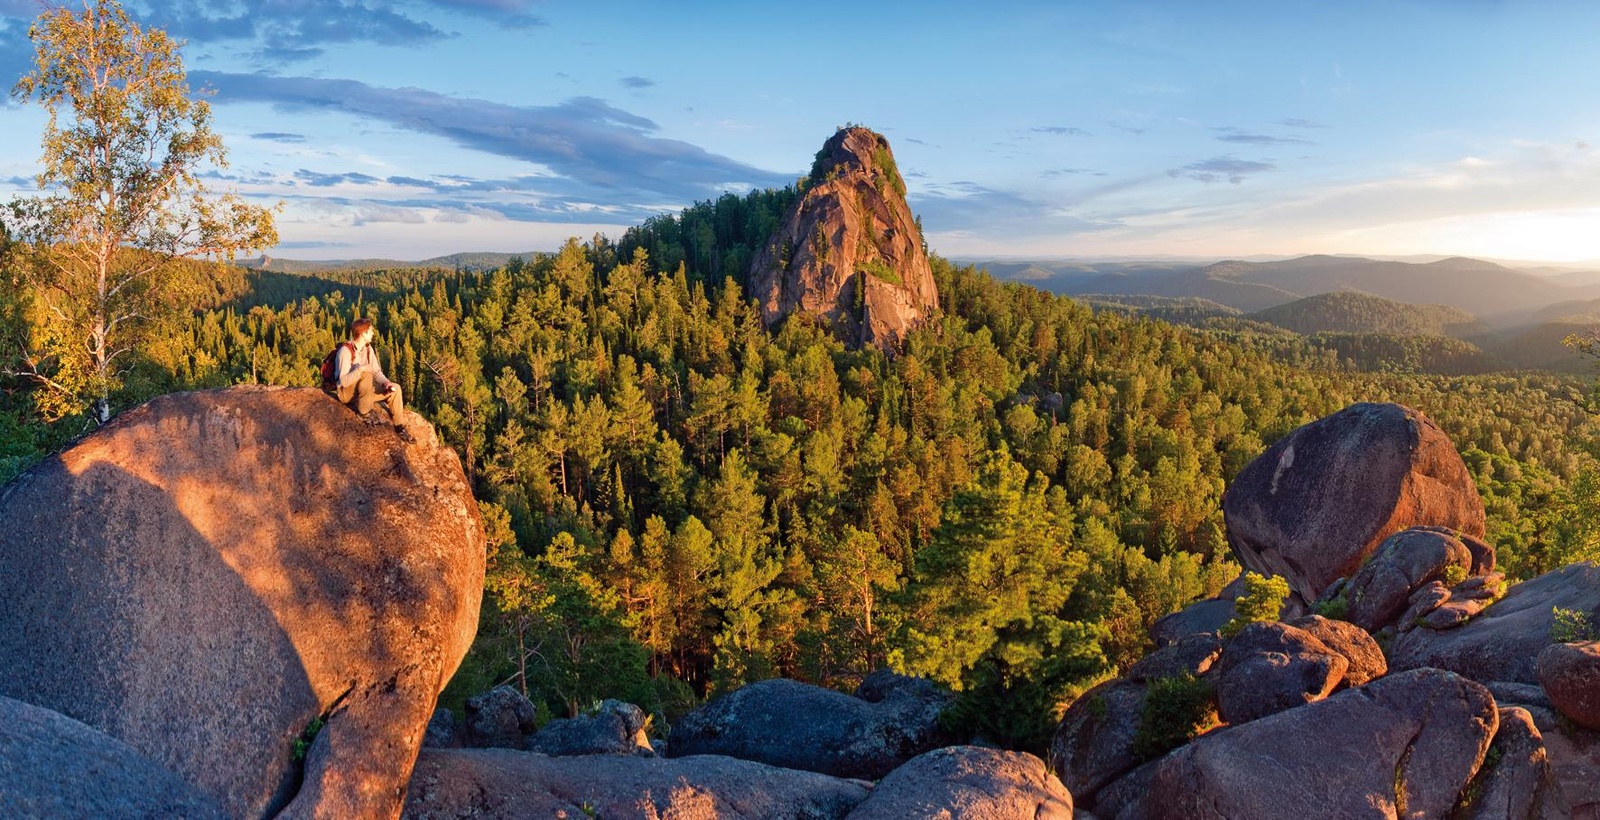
[329,317,414,443]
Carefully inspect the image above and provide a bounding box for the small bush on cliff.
[1220,572,1290,638]
[1551,607,1600,642]
[1313,592,1350,621]
[1132,673,1217,761]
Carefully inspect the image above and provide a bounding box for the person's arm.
[368,347,395,392]
[335,344,362,389]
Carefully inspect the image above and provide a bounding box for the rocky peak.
[750,126,939,349]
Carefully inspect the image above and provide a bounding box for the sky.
[3,0,1600,263]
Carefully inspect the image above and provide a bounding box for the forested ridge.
[4,188,1600,753]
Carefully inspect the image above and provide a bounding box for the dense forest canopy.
[3,183,1600,753]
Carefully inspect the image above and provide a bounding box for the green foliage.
[1132,673,1218,761]
[1220,572,1290,638]
[5,0,277,423]
[292,716,325,764]
[871,143,907,198]
[1313,593,1350,622]
[8,178,1595,753]
[1441,563,1468,587]
[858,258,904,287]
[1551,607,1600,643]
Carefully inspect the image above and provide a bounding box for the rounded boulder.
[1221,403,1484,607]
[1538,640,1600,731]
[0,387,485,818]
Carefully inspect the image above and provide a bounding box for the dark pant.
[336,371,404,422]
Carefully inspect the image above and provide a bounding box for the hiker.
[324,318,414,442]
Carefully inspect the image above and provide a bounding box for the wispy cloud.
[1106,121,1146,136]
[141,1,449,62]
[293,169,383,187]
[57,1,552,65]
[913,181,1119,238]
[191,71,789,203]
[251,132,308,143]
[1033,126,1092,137]
[620,76,655,89]
[1168,156,1275,184]
[1213,126,1314,146]
[1280,118,1327,129]
[1042,167,1108,177]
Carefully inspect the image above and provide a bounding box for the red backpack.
[319,342,355,391]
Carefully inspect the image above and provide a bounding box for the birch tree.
[6,0,277,423]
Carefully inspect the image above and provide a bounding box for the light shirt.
[334,342,393,392]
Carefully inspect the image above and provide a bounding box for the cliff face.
[750,127,939,349]
[0,386,485,819]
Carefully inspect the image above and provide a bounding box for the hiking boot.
[394,424,416,444]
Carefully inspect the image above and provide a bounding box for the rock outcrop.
[1117,669,1498,819]
[1050,681,1149,801]
[749,126,939,349]
[1212,621,1347,724]
[1341,526,1492,632]
[667,674,956,779]
[1390,562,1600,685]
[0,386,485,818]
[464,685,541,750]
[1537,641,1600,731]
[1288,614,1387,687]
[403,748,870,819]
[526,699,654,757]
[1221,402,1484,607]
[844,746,1073,819]
[1456,706,1568,820]
[0,694,226,819]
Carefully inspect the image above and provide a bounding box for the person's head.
[350,318,375,343]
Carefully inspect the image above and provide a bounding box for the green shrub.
[1313,592,1349,621]
[1220,572,1290,638]
[1132,673,1217,761]
[858,258,903,287]
[1551,607,1600,642]
[1440,564,1468,586]
[292,715,325,763]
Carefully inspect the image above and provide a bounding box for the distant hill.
[984,254,1600,323]
[1250,292,1486,338]
[243,251,543,275]
[1474,320,1594,374]
[1078,294,1240,326]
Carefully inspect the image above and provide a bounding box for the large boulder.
[1221,403,1485,607]
[526,699,653,756]
[1456,706,1568,820]
[667,676,956,780]
[0,386,485,818]
[0,694,226,819]
[1342,526,1486,632]
[1148,598,1236,647]
[749,126,940,349]
[1126,633,1223,682]
[1288,615,1387,687]
[1391,563,1600,685]
[1212,621,1346,724]
[402,748,869,819]
[1537,641,1600,731]
[1049,681,1148,802]
[1119,668,1498,819]
[844,746,1072,819]
[1517,704,1600,818]
[464,685,541,749]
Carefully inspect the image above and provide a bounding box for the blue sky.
[3,0,1600,262]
